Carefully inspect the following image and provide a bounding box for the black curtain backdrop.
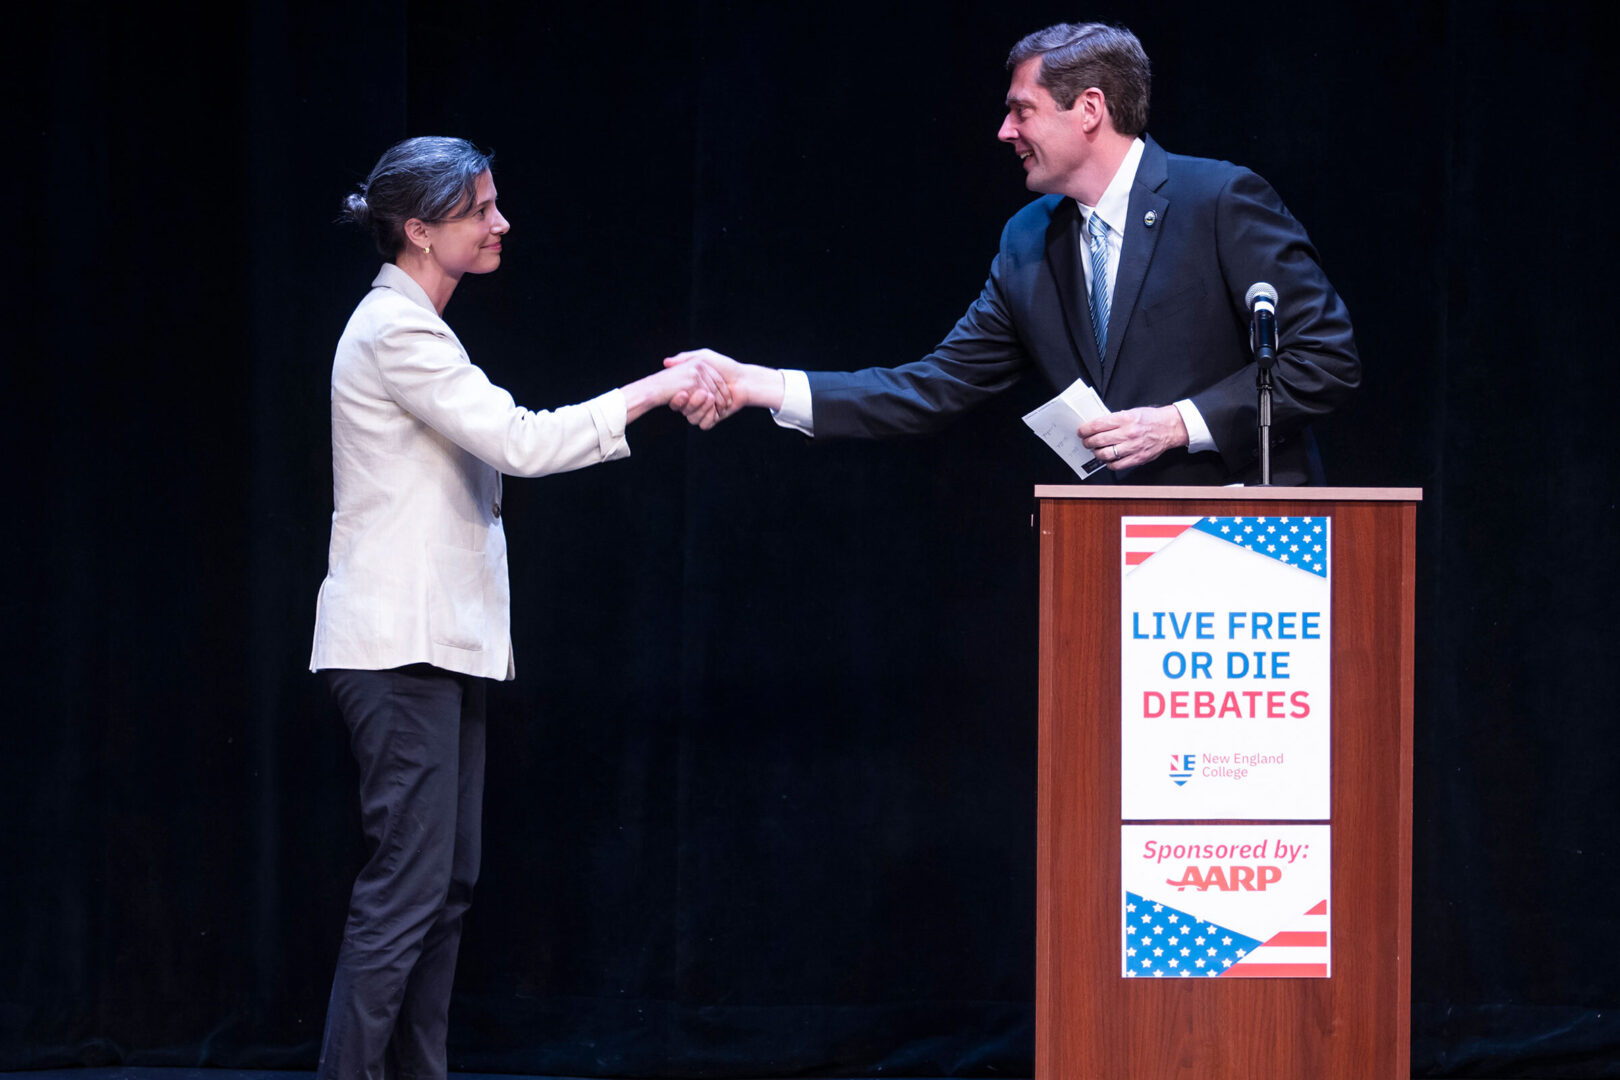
[8,0,1618,1076]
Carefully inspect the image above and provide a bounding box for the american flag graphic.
[1123,516,1330,577]
[1124,891,1330,978]
[1192,516,1328,578]
[1122,518,1198,570]
[1220,898,1330,978]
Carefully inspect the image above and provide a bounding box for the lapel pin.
[1144,210,1158,227]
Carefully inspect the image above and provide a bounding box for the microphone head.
[1246,281,1278,311]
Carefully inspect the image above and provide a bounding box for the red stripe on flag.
[1220,964,1329,978]
[1125,551,1153,565]
[1263,931,1327,947]
[1124,525,1190,537]
[1306,900,1327,915]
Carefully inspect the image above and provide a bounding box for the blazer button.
[491,501,501,519]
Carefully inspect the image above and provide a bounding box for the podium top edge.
[1033,485,1423,502]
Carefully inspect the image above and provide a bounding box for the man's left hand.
[1078,405,1189,471]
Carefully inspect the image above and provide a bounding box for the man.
[670,22,1359,485]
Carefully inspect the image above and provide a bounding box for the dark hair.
[1006,23,1151,136]
[340,136,494,257]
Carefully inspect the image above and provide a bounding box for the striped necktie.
[1086,211,1112,372]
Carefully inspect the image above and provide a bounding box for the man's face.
[997,57,1089,196]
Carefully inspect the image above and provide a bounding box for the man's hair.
[1006,23,1151,136]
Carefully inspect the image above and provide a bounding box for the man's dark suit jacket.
[806,136,1360,485]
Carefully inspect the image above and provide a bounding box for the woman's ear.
[403,217,433,253]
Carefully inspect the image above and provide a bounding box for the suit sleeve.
[1188,168,1361,469]
[807,243,1032,439]
[372,302,630,477]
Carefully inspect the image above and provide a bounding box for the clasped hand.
[636,355,730,429]
[664,348,775,426]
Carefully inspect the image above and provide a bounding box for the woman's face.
[421,169,509,277]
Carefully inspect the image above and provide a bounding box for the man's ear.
[1077,86,1110,134]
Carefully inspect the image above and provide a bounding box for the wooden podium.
[1034,486,1420,1079]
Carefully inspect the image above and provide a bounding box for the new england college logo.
[1170,753,1196,786]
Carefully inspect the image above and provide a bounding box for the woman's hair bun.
[341,191,371,226]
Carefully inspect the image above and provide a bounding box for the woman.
[308,136,720,1080]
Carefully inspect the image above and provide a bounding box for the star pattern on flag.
[1123,891,1263,977]
[1191,516,1328,577]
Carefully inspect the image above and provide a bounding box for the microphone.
[1246,282,1278,370]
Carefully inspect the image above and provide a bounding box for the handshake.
[624,349,784,431]
[630,346,1189,472]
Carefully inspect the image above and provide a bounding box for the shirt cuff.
[1174,399,1216,454]
[589,388,632,461]
[772,369,814,435]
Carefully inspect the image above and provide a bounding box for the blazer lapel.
[1102,136,1171,397]
[1044,198,1105,389]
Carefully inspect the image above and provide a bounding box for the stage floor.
[0,1072,996,1080]
[0,1068,1538,1080]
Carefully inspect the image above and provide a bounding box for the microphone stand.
[1256,364,1273,487]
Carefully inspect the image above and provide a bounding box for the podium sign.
[1121,515,1332,820]
[1122,824,1331,978]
